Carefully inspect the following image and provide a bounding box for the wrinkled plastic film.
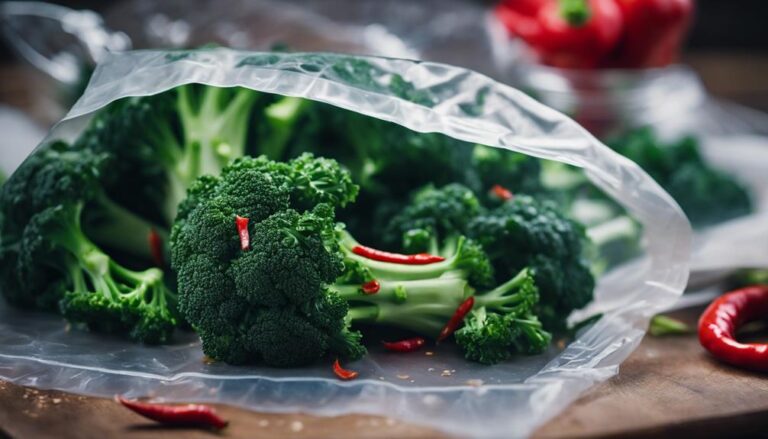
[0,49,691,438]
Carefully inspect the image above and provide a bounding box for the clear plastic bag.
[0,48,691,438]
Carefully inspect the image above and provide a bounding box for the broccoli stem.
[473,268,533,314]
[261,96,308,160]
[163,86,260,224]
[85,194,168,262]
[50,203,168,303]
[336,276,472,305]
[338,268,537,339]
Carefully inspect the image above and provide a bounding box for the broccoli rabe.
[0,142,179,343]
[172,155,553,366]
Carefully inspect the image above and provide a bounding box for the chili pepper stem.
[332,359,359,380]
[649,315,690,336]
[559,0,591,26]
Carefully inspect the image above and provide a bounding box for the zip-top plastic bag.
[0,48,691,438]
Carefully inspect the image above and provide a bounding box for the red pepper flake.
[332,359,358,381]
[235,215,250,251]
[437,296,475,343]
[491,184,513,201]
[116,396,228,430]
[361,279,381,295]
[148,229,165,267]
[383,337,426,353]
[698,285,768,372]
[352,245,445,265]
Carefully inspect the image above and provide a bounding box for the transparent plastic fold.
[0,48,691,438]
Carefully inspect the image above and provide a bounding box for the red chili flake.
[351,245,445,264]
[437,296,475,343]
[361,279,381,295]
[148,229,165,267]
[491,184,513,201]
[383,337,426,353]
[235,215,250,251]
[332,359,358,380]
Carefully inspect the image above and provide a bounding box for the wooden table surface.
[1,52,768,438]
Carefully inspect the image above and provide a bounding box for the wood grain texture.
[534,309,768,439]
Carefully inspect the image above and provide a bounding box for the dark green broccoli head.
[0,139,180,343]
[172,155,366,366]
[0,142,102,232]
[609,128,753,227]
[73,93,178,226]
[287,153,359,210]
[529,255,595,330]
[455,309,516,365]
[385,183,482,253]
[457,268,550,364]
[468,195,594,331]
[170,169,290,266]
[230,209,342,307]
[665,163,753,228]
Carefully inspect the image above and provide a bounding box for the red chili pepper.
[437,296,475,343]
[116,396,228,430]
[148,229,164,267]
[609,0,694,68]
[332,359,358,380]
[698,285,768,372]
[361,279,381,295]
[235,215,250,251]
[491,184,514,201]
[352,245,445,265]
[383,337,426,353]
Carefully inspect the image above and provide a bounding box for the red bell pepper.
[533,0,624,69]
[494,0,547,42]
[610,0,694,68]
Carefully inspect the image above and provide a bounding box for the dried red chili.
[148,229,164,267]
[332,359,358,380]
[383,337,426,353]
[361,279,381,295]
[116,396,228,430]
[351,245,445,265]
[235,215,250,251]
[698,285,768,372]
[437,296,475,343]
[491,184,514,201]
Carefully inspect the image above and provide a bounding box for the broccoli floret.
[608,128,753,227]
[468,195,595,331]
[384,183,482,254]
[0,142,179,342]
[171,155,362,367]
[172,155,552,367]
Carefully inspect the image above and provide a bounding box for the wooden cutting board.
[1,307,766,439]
